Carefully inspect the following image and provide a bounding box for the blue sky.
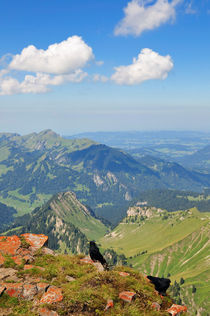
[0,0,209,135]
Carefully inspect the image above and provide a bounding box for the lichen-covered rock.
[0,268,17,280]
[4,282,23,298]
[65,275,76,282]
[119,291,136,303]
[0,236,21,256]
[80,257,94,264]
[105,299,114,311]
[37,282,50,294]
[42,247,55,256]
[117,271,130,277]
[12,255,23,265]
[80,256,104,271]
[22,283,38,300]
[21,233,48,251]
[167,304,187,315]
[38,307,59,316]
[40,286,63,304]
[24,264,34,270]
[151,302,161,311]
[0,253,5,266]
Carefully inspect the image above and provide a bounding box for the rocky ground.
[0,234,187,315]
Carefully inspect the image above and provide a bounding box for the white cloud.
[0,36,93,95]
[93,74,109,82]
[95,60,104,66]
[114,0,181,36]
[0,70,88,95]
[9,36,94,74]
[111,48,173,85]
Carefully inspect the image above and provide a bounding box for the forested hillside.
[0,130,210,224]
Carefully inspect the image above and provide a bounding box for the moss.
[19,236,30,249]
[3,255,17,269]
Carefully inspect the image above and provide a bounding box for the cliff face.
[0,233,187,316]
[4,191,108,254]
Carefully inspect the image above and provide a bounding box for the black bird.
[89,241,109,270]
[147,276,171,296]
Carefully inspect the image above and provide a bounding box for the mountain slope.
[1,130,210,224]
[178,144,210,172]
[3,191,108,253]
[100,207,210,315]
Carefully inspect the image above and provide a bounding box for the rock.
[0,268,17,280]
[5,275,22,283]
[17,248,34,263]
[37,282,50,294]
[117,271,130,277]
[0,253,5,266]
[4,282,23,298]
[151,302,161,311]
[65,275,76,282]
[21,233,48,252]
[40,286,63,304]
[42,247,55,256]
[104,299,114,311]
[92,261,104,272]
[119,291,136,303]
[0,285,6,296]
[80,257,94,265]
[22,283,38,300]
[0,236,21,256]
[167,304,188,315]
[12,255,23,265]
[23,254,34,263]
[24,264,45,271]
[24,264,34,270]
[38,307,59,316]
[80,256,104,271]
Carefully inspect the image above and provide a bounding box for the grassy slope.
[100,208,210,315]
[100,208,208,257]
[49,192,108,240]
[0,252,173,316]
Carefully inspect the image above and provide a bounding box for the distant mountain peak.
[38,129,60,138]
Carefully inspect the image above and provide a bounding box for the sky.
[0,0,210,135]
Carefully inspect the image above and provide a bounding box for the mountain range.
[0,129,210,225]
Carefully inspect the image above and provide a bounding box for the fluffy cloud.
[9,36,94,74]
[114,0,181,36]
[0,70,87,95]
[111,48,173,85]
[0,36,93,95]
[93,74,109,82]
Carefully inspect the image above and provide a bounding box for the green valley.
[100,206,210,315]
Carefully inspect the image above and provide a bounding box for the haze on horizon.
[0,0,209,135]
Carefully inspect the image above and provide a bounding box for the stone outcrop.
[119,291,136,303]
[40,286,63,304]
[0,233,188,315]
[0,233,62,308]
[167,304,188,315]
[0,234,48,268]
